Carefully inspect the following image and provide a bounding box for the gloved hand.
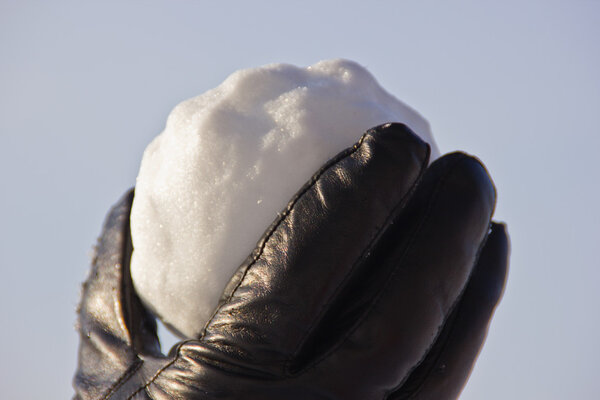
[73,123,509,400]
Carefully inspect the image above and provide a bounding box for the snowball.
[130,59,439,338]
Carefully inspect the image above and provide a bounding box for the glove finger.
[388,222,509,400]
[304,152,496,399]
[196,123,430,376]
[74,190,161,399]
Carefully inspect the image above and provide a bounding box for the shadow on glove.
[74,123,509,400]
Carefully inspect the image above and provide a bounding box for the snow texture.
[130,59,439,338]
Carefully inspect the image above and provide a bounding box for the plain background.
[1,1,598,398]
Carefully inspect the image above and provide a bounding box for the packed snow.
[130,59,439,338]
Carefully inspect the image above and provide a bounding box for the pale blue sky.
[1,1,598,398]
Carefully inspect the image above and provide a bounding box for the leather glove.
[73,123,509,400]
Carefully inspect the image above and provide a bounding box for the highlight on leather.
[73,124,508,400]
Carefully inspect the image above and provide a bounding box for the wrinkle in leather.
[73,123,509,400]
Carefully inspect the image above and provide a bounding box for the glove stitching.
[100,357,144,400]
[197,128,373,342]
[286,142,430,374]
[123,128,376,398]
[124,340,197,400]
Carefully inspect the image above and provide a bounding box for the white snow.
[130,59,439,338]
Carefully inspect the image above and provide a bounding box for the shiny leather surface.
[73,123,509,399]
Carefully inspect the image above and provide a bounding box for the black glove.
[73,123,509,400]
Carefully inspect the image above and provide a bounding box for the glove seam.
[124,340,197,400]
[100,357,144,400]
[197,127,374,342]
[286,140,430,374]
